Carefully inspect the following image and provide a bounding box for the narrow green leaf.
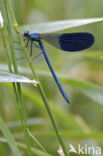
[0,11,4,28]
[61,78,103,105]
[34,131,103,140]
[28,129,46,152]
[7,118,44,128]
[0,118,20,156]
[20,18,103,33]
[35,70,103,105]
[0,71,38,84]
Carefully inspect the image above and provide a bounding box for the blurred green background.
[0,0,103,155]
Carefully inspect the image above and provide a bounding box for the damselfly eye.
[23,31,29,37]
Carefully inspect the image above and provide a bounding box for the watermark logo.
[69,144,101,155]
[69,144,77,153]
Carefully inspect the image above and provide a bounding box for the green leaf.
[36,70,103,105]
[20,17,103,33]
[0,118,20,156]
[61,78,103,105]
[7,117,44,128]
[28,129,46,152]
[32,131,103,140]
[0,71,38,84]
[0,11,4,29]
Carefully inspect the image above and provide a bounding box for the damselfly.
[22,31,95,104]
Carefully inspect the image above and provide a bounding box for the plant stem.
[3,0,32,155]
[0,30,12,72]
[0,29,18,101]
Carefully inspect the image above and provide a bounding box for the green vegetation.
[0,0,103,156]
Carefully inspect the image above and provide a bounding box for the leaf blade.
[0,71,38,84]
[0,118,21,156]
[20,18,103,33]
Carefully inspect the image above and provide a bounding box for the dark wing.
[40,32,94,52]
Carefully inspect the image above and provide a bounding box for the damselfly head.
[23,31,29,37]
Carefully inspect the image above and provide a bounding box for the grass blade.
[0,118,20,156]
[27,129,46,152]
[20,18,103,33]
[0,71,38,84]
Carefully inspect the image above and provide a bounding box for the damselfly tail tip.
[66,97,70,104]
[68,100,70,104]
